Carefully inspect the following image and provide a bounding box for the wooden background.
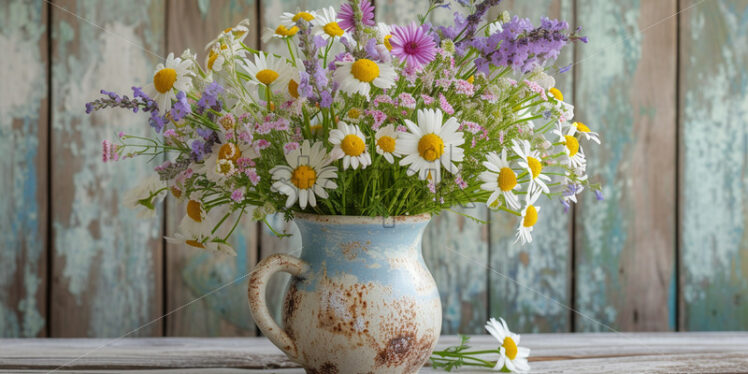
[0,0,746,338]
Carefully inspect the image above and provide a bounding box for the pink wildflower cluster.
[101,140,119,162]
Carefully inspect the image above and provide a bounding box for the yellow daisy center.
[288,79,299,98]
[564,135,579,157]
[384,35,393,51]
[186,200,202,222]
[293,12,315,22]
[324,22,344,37]
[218,143,241,162]
[256,69,279,85]
[347,108,361,119]
[498,167,517,191]
[207,51,219,70]
[223,27,233,33]
[351,59,380,83]
[575,122,591,133]
[502,337,518,360]
[291,165,316,190]
[467,75,475,84]
[418,134,444,162]
[153,68,177,93]
[341,134,365,156]
[275,25,299,37]
[377,136,396,153]
[549,87,563,101]
[170,187,182,198]
[310,124,322,134]
[527,156,542,179]
[185,239,205,249]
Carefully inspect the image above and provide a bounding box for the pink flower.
[454,80,474,95]
[524,80,548,100]
[368,110,387,129]
[398,93,416,109]
[439,94,454,115]
[390,22,437,68]
[163,129,176,137]
[245,168,260,186]
[402,64,419,83]
[117,131,125,138]
[481,91,498,103]
[435,78,451,89]
[427,179,436,194]
[231,188,244,203]
[420,94,434,105]
[460,121,484,134]
[239,129,254,144]
[254,139,270,150]
[338,0,375,32]
[284,141,299,154]
[373,95,394,107]
[101,140,117,162]
[455,175,467,190]
[396,125,408,132]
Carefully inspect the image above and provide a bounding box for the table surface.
[2,332,748,373]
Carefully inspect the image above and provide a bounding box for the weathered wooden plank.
[422,207,489,334]
[0,0,49,338]
[3,333,748,372]
[574,0,678,331]
[49,0,165,337]
[164,0,259,337]
[679,0,748,331]
[488,0,575,334]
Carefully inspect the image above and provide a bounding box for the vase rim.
[293,212,431,225]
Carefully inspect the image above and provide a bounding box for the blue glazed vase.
[249,213,441,374]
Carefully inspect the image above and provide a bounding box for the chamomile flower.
[573,121,601,144]
[261,25,300,44]
[166,201,237,256]
[553,124,586,169]
[376,22,393,50]
[144,53,194,113]
[485,318,530,372]
[280,10,317,28]
[329,122,372,170]
[198,142,256,183]
[241,53,295,98]
[515,203,540,245]
[312,7,344,39]
[479,149,521,210]
[205,43,229,72]
[375,124,401,164]
[205,19,250,50]
[270,140,338,209]
[397,108,465,183]
[122,175,167,218]
[334,58,396,99]
[512,139,551,200]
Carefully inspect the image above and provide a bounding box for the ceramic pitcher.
[248,213,441,373]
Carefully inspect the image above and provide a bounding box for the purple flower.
[338,0,375,32]
[170,91,191,121]
[320,90,333,108]
[197,82,224,113]
[390,22,438,68]
[595,189,604,201]
[231,189,244,203]
[149,111,167,133]
[190,140,206,161]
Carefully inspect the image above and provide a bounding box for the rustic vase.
[248,213,441,374]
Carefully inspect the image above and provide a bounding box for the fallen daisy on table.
[431,318,530,372]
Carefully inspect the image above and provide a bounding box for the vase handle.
[248,253,308,361]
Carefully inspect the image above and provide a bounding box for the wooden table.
[2,333,747,373]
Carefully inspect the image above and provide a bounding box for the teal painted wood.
[165,0,259,337]
[574,0,677,331]
[0,0,48,337]
[49,0,165,337]
[679,0,748,331]
[487,0,574,334]
[423,207,488,334]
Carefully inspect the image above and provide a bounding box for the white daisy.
[261,24,300,44]
[122,175,167,218]
[376,22,393,50]
[196,142,256,184]
[573,121,601,144]
[375,124,401,164]
[516,203,540,245]
[144,53,194,113]
[511,139,551,201]
[241,53,295,99]
[479,149,520,210]
[397,108,465,183]
[334,58,396,99]
[166,201,237,256]
[553,124,586,169]
[280,10,317,28]
[485,318,530,372]
[312,7,345,39]
[329,122,372,170]
[204,19,251,51]
[270,140,338,209]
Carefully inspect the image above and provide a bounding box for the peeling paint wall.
[0,0,746,337]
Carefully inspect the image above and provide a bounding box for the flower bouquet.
[87,0,596,371]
